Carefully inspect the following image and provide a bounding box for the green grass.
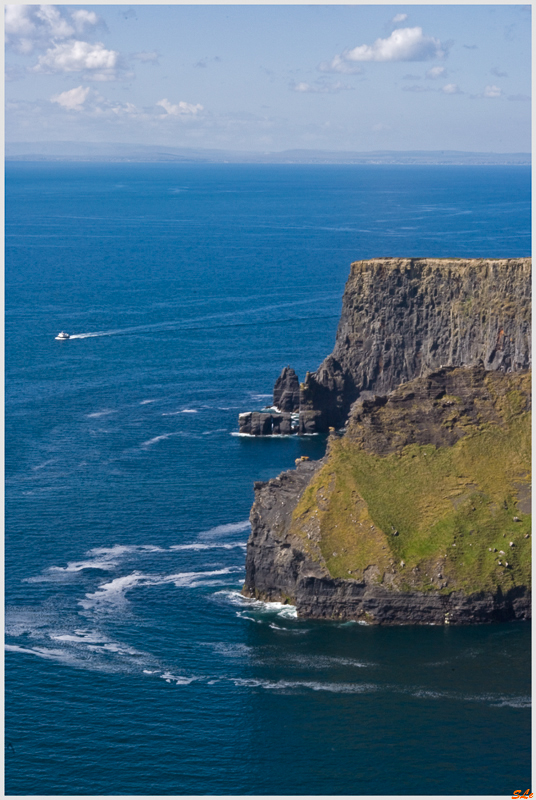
[290,409,531,594]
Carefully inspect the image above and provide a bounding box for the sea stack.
[273,366,300,412]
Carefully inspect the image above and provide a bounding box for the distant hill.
[5,141,531,166]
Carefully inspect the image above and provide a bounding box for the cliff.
[242,257,532,623]
[299,257,531,432]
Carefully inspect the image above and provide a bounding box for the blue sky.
[5,4,531,152]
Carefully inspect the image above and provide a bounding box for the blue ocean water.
[5,162,531,796]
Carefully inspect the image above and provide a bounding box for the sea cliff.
[242,258,531,623]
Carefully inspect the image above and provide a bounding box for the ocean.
[5,162,531,795]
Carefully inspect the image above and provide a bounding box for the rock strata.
[300,257,531,431]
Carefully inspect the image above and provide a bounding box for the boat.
[55,331,70,340]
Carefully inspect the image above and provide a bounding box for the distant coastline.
[5,142,531,166]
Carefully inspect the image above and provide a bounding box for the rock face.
[299,257,531,432]
[242,258,532,623]
[273,366,300,412]
[244,365,531,623]
[239,411,294,436]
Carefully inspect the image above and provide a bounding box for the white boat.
[55,331,70,340]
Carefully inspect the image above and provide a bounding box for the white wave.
[231,677,377,693]
[7,635,157,673]
[249,393,272,399]
[202,428,229,435]
[198,520,251,539]
[140,399,158,405]
[181,408,198,413]
[5,644,76,663]
[86,409,117,418]
[50,631,108,644]
[87,544,165,557]
[221,591,297,619]
[231,431,295,438]
[235,613,263,623]
[28,543,166,582]
[161,411,183,416]
[47,559,117,574]
[160,672,197,686]
[278,605,298,619]
[169,542,246,551]
[87,642,143,656]
[141,432,180,447]
[80,567,243,611]
[31,459,57,471]
[490,697,531,708]
[289,654,370,669]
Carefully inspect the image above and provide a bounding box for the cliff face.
[243,365,531,623]
[243,258,532,622]
[299,257,531,432]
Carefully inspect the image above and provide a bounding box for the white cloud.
[6,5,105,74]
[109,101,144,117]
[35,5,74,39]
[442,83,461,94]
[6,5,99,52]
[51,85,91,110]
[483,84,502,98]
[48,88,148,119]
[34,40,120,80]
[426,66,446,79]
[157,98,203,116]
[392,14,408,24]
[345,27,445,62]
[318,55,363,75]
[71,9,99,33]
[5,5,36,37]
[292,81,353,94]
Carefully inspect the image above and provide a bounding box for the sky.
[5,4,532,153]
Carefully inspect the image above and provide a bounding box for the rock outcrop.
[273,366,300,412]
[243,365,531,623]
[239,411,295,436]
[242,256,532,623]
[300,257,531,432]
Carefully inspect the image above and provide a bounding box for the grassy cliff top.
[289,367,531,596]
[349,256,531,277]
